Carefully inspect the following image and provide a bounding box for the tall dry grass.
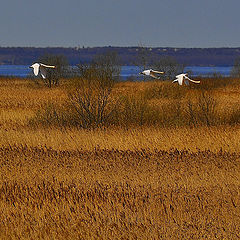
[1,77,240,151]
[24,77,240,128]
[1,77,240,238]
[1,146,240,239]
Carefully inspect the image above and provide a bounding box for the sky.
[0,0,239,48]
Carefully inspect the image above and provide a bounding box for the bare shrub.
[134,43,152,81]
[37,54,69,87]
[68,81,115,128]
[78,51,121,82]
[186,91,218,126]
[153,56,184,80]
[30,52,119,129]
[197,91,218,126]
[93,51,121,81]
[31,80,116,129]
[186,100,198,127]
[68,52,120,128]
[230,57,240,78]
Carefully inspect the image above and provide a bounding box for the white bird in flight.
[29,63,56,79]
[172,73,200,85]
[140,69,164,79]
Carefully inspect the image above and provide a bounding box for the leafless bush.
[230,57,240,78]
[78,51,121,82]
[153,56,184,80]
[68,52,120,128]
[198,91,218,126]
[186,91,218,126]
[134,43,152,81]
[68,81,115,128]
[186,100,198,127]
[37,54,69,87]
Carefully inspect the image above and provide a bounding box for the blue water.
[0,65,31,77]
[0,65,233,79]
[184,66,232,77]
[121,66,232,78]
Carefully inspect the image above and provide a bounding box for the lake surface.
[0,65,233,79]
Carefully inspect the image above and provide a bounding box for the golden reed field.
[1,77,240,239]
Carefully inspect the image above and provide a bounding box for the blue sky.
[0,0,239,47]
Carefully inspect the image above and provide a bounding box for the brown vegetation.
[1,77,240,239]
[1,146,240,239]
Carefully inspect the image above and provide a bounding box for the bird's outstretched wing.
[185,76,200,84]
[149,72,159,79]
[149,70,164,79]
[40,63,56,68]
[39,66,47,79]
[184,79,190,85]
[151,70,164,74]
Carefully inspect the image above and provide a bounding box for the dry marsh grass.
[1,77,240,151]
[1,146,240,239]
[1,126,240,153]
[1,77,240,238]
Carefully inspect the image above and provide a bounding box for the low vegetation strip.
[0,146,240,239]
[28,77,240,129]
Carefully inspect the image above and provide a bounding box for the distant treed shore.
[0,46,240,66]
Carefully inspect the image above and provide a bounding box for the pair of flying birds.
[30,63,200,85]
[140,69,200,85]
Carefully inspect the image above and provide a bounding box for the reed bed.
[1,126,240,153]
[1,77,240,239]
[0,146,240,239]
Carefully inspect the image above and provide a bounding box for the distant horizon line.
[0,45,240,49]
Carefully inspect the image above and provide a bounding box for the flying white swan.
[172,73,200,85]
[140,69,164,79]
[29,63,56,79]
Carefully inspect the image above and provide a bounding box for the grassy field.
[1,77,240,239]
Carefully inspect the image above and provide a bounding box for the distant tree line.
[34,48,186,86]
[33,48,240,87]
[1,46,240,66]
